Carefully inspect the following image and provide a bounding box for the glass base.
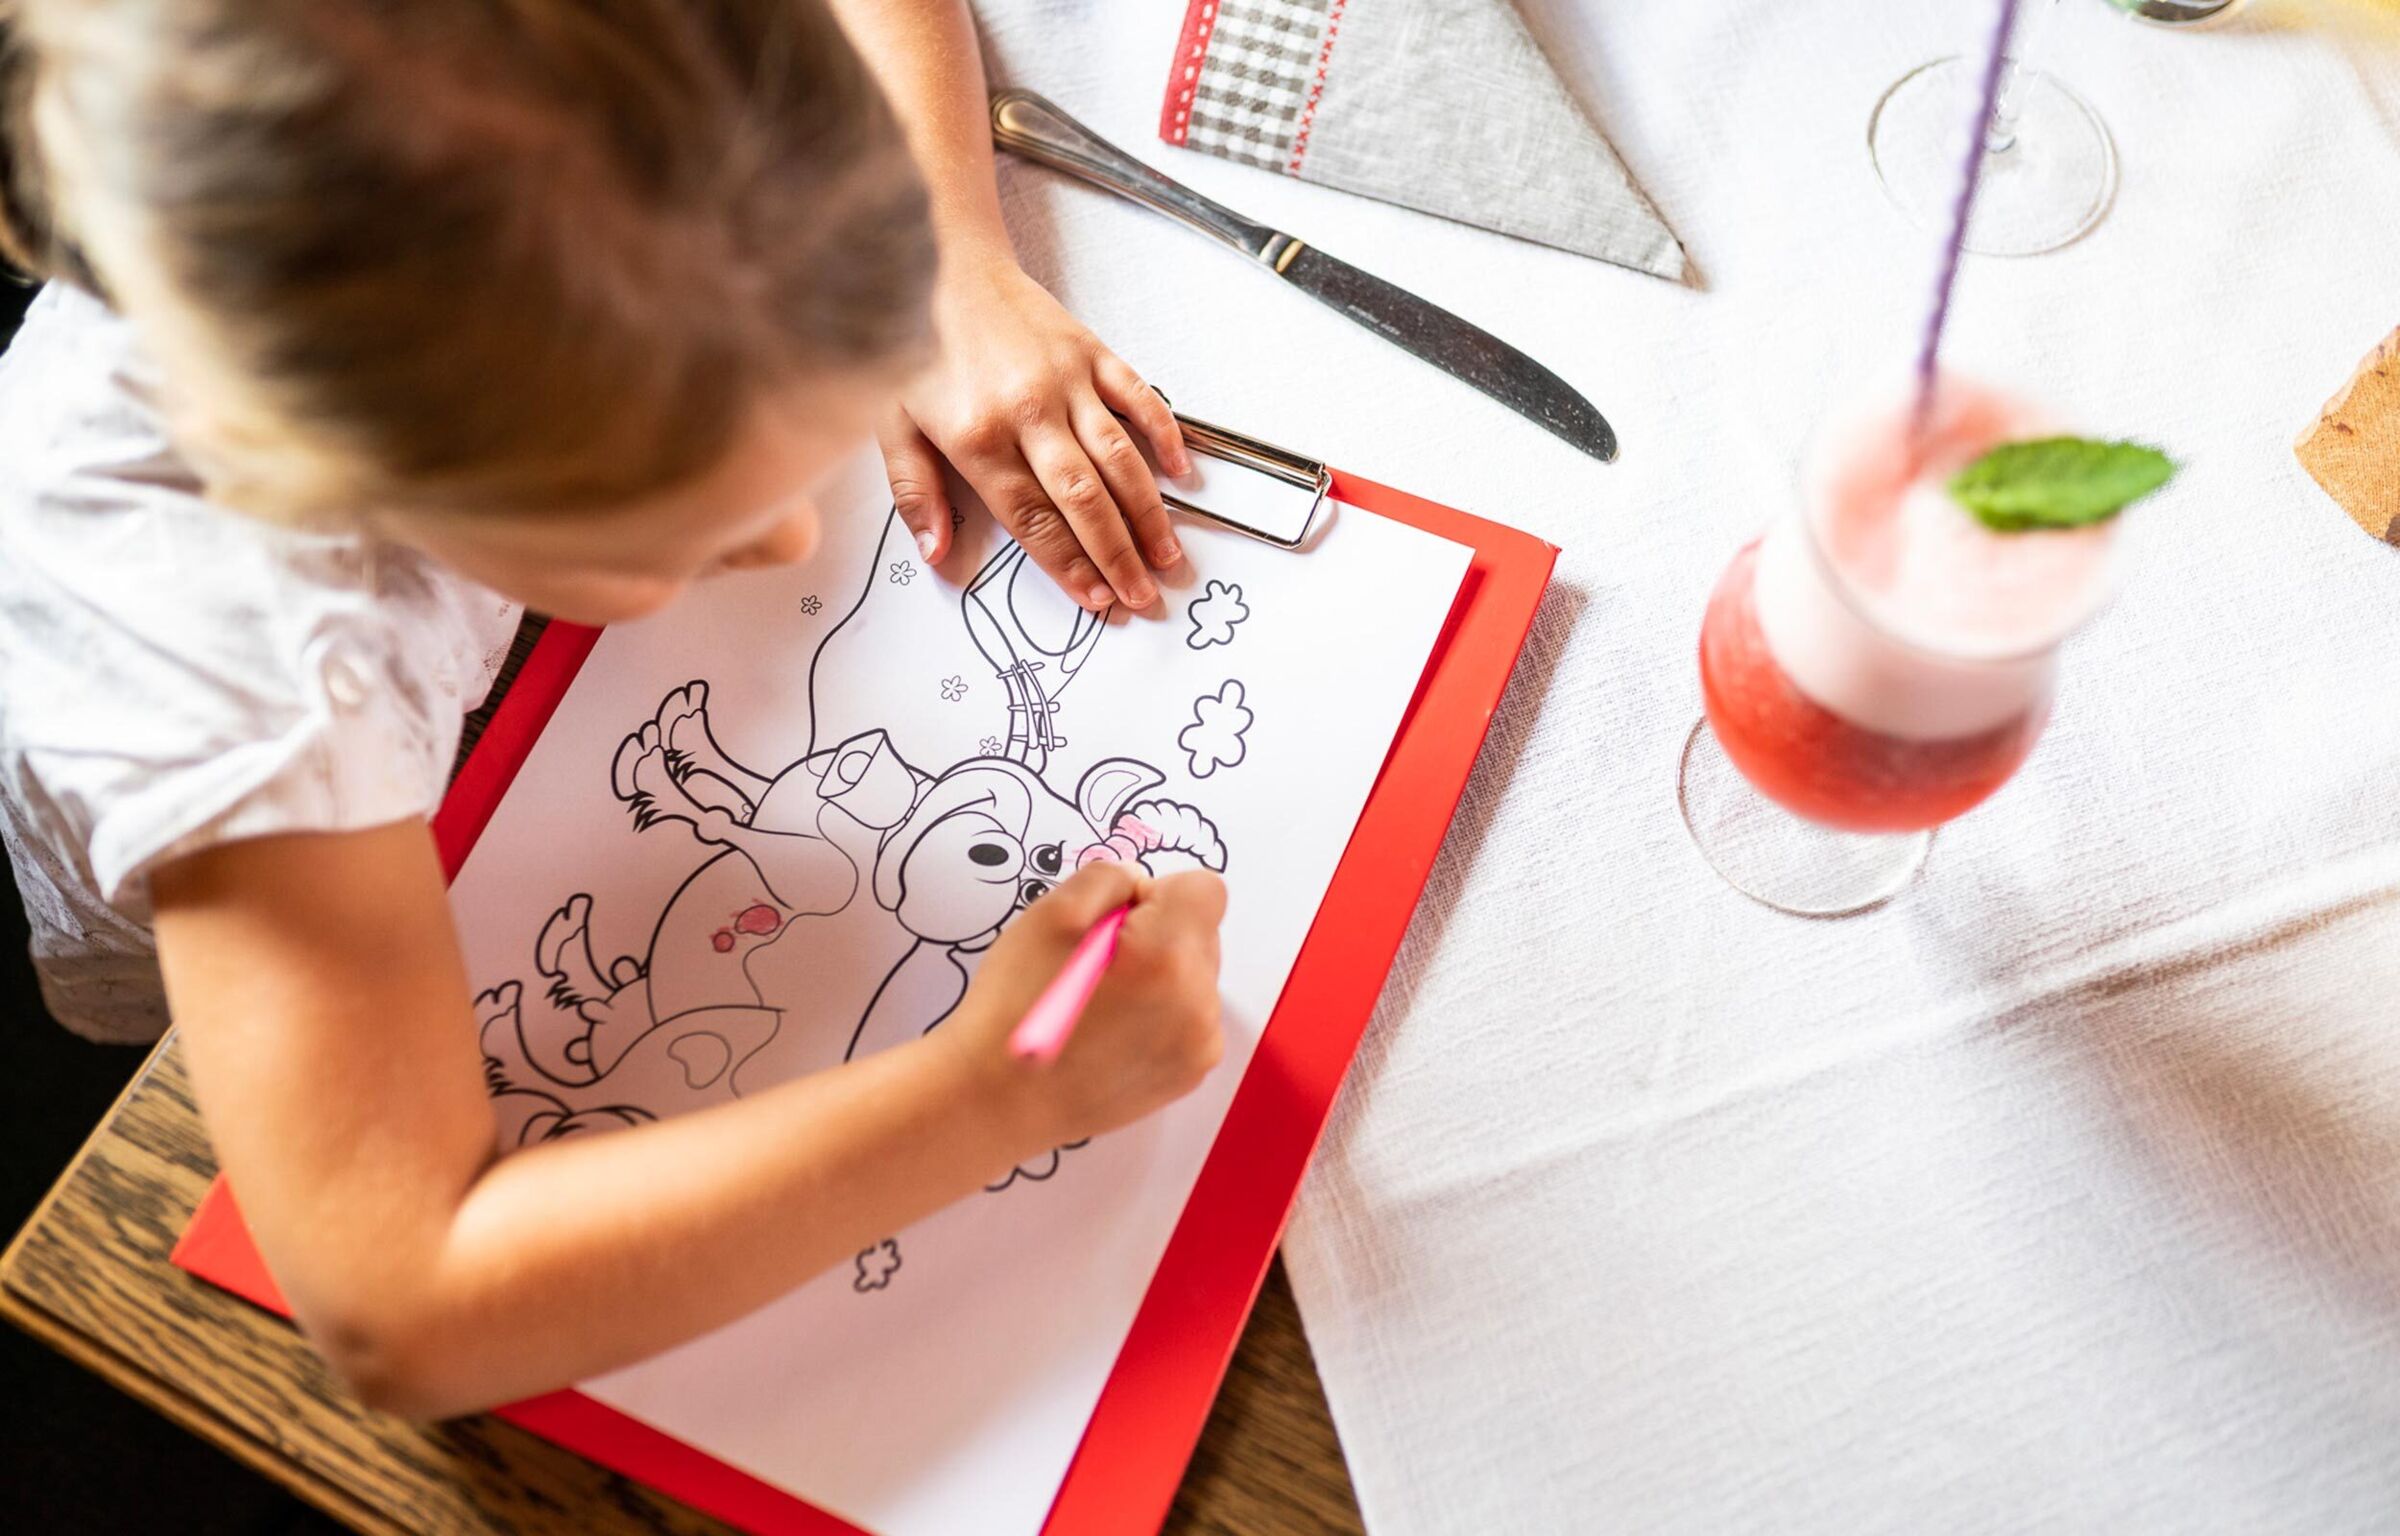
[2117,0,2250,25]
[1678,718,1933,918]
[1870,56,2117,257]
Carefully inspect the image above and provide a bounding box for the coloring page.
[446,446,1470,1536]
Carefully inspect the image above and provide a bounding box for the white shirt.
[0,284,522,1041]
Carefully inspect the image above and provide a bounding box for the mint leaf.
[1948,437,2176,531]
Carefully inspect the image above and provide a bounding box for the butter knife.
[991,89,1617,464]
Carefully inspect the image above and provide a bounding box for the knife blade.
[991,89,1618,464]
[1274,241,1616,462]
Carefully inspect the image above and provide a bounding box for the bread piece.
[2296,324,2400,546]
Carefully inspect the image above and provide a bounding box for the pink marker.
[1007,904,1132,1063]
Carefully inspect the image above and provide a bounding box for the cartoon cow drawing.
[476,687,1223,1155]
[475,534,1228,1209]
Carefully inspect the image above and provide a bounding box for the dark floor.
[0,278,342,1531]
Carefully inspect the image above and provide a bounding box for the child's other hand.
[945,859,1227,1160]
[879,254,1191,613]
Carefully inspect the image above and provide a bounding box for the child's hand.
[879,253,1192,614]
[945,858,1227,1159]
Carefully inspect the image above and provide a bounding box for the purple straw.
[1912,0,2024,444]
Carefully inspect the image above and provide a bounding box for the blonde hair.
[0,0,935,518]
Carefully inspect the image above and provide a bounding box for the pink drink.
[1699,375,2118,833]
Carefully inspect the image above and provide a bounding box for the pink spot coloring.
[734,903,783,937]
[710,930,735,953]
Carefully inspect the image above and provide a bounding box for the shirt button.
[323,645,374,709]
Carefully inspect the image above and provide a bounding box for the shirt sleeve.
[77,613,470,910]
[0,286,520,920]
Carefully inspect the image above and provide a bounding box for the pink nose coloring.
[1077,814,1162,869]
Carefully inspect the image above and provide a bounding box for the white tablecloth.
[972,2,2400,1530]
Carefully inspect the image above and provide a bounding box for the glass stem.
[1984,0,2061,156]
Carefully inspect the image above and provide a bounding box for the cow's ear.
[1077,758,1164,831]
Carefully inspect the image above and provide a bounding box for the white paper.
[446,445,1470,1536]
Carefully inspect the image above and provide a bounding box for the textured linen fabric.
[0,284,522,1041]
[975,1,2400,1529]
[1161,0,1687,279]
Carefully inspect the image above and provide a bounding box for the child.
[0,0,1226,1417]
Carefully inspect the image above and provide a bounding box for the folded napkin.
[1157,0,1688,282]
[2296,323,2400,546]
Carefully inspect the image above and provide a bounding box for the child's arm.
[152,822,1222,1419]
[823,0,1193,614]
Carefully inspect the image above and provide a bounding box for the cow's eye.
[1018,878,1051,906]
[1031,843,1064,876]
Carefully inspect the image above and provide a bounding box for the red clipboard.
[173,469,1557,1536]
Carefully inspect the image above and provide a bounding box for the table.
[969,1,2400,1531]
[14,2,2400,1530]
[0,1031,1362,1536]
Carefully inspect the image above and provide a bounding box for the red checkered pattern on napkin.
[1161,0,1348,175]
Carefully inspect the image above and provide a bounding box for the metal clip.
[1152,398,1331,550]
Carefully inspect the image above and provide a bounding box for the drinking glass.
[1678,377,2119,916]
[1869,0,2117,256]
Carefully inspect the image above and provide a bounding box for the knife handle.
[991,89,1282,264]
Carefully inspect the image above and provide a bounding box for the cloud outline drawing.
[1184,580,1250,650]
[853,1238,902,1293]
[1179,679,1253,779]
